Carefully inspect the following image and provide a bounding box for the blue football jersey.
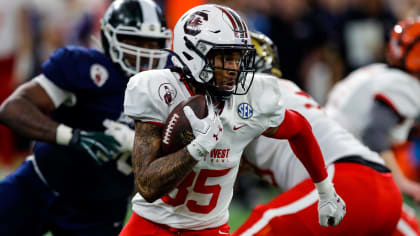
[33,46,134,201]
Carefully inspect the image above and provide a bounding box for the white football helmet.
[172,4,255,100]
[100,0,172,76]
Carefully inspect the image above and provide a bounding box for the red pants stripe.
[393,204,420,236]
[119,212,230,236]
[234,163,405,236]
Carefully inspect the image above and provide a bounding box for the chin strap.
[204,83,232,101]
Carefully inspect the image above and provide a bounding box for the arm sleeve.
[361,100,400,153]
[269,109,328,183]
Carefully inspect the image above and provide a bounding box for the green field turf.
[38,191,420,235]
[24,175,420,235]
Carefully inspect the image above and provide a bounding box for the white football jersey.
[243,77,384,191]
[124,70,286,230]
[325,63,420,144]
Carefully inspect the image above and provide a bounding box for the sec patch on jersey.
[161,95,208,154]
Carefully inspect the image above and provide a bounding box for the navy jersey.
[33,46,134,201]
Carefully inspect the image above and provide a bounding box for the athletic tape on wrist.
[56,124,73,145]
[314,178,334,199]
[186,141,207,161]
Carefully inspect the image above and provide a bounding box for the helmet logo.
[184,11,208,36]
[158,83,177,105]
[90,64,109,87]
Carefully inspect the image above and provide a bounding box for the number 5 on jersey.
[161,168,231,214]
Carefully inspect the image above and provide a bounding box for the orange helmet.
[388,17,420,73]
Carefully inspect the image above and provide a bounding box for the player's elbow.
[135,179,161,203]
[0,97,16,124]
[139,191,159,203]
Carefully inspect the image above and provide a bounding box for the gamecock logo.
[184,11,209,36]
[158,83,177,105]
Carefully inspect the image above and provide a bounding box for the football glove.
[56,124,121,165]
[184,102,223,161]
[69,129,121,165]
[103,119,134,153]
[315,179,346,227]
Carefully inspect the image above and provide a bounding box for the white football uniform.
[325,63,420,144]
[243,77,384,190]
[124,70,286,230]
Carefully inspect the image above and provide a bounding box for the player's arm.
[263,109,345,227]
[132,102,222,202]
[263,109,327,183]
[362,100,420,202]
[0,79,57,141]
[132,120,198,203]
[0,75,120,164]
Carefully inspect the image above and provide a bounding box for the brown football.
[161,95,208,154]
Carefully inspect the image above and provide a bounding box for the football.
[161,95,208,154]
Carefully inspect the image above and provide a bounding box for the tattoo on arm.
[132,121,197,202]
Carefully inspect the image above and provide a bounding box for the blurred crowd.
[0,0,419,185]
[217,0,420,103]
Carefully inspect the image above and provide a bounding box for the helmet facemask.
[182,38,256,101]
[102,23,170,76]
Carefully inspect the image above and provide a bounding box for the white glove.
[315,179,346,227]
[184,101,223,161]
[103,119,134,153]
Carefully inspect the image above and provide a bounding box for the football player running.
[326,17,420,204]
[121,4,345,236]
[324,17,420,236]
[0,0,171,235]
[234,31,418,236]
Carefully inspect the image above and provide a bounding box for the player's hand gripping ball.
[161,95,208,154]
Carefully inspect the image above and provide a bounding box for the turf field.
[12,173,419,235]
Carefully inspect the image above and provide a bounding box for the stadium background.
[1,0,419,234]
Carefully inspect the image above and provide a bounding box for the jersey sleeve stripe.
[181,78,194,96]
[146,121,164,127]
[374,93,405,119]
[34,74,74,108]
